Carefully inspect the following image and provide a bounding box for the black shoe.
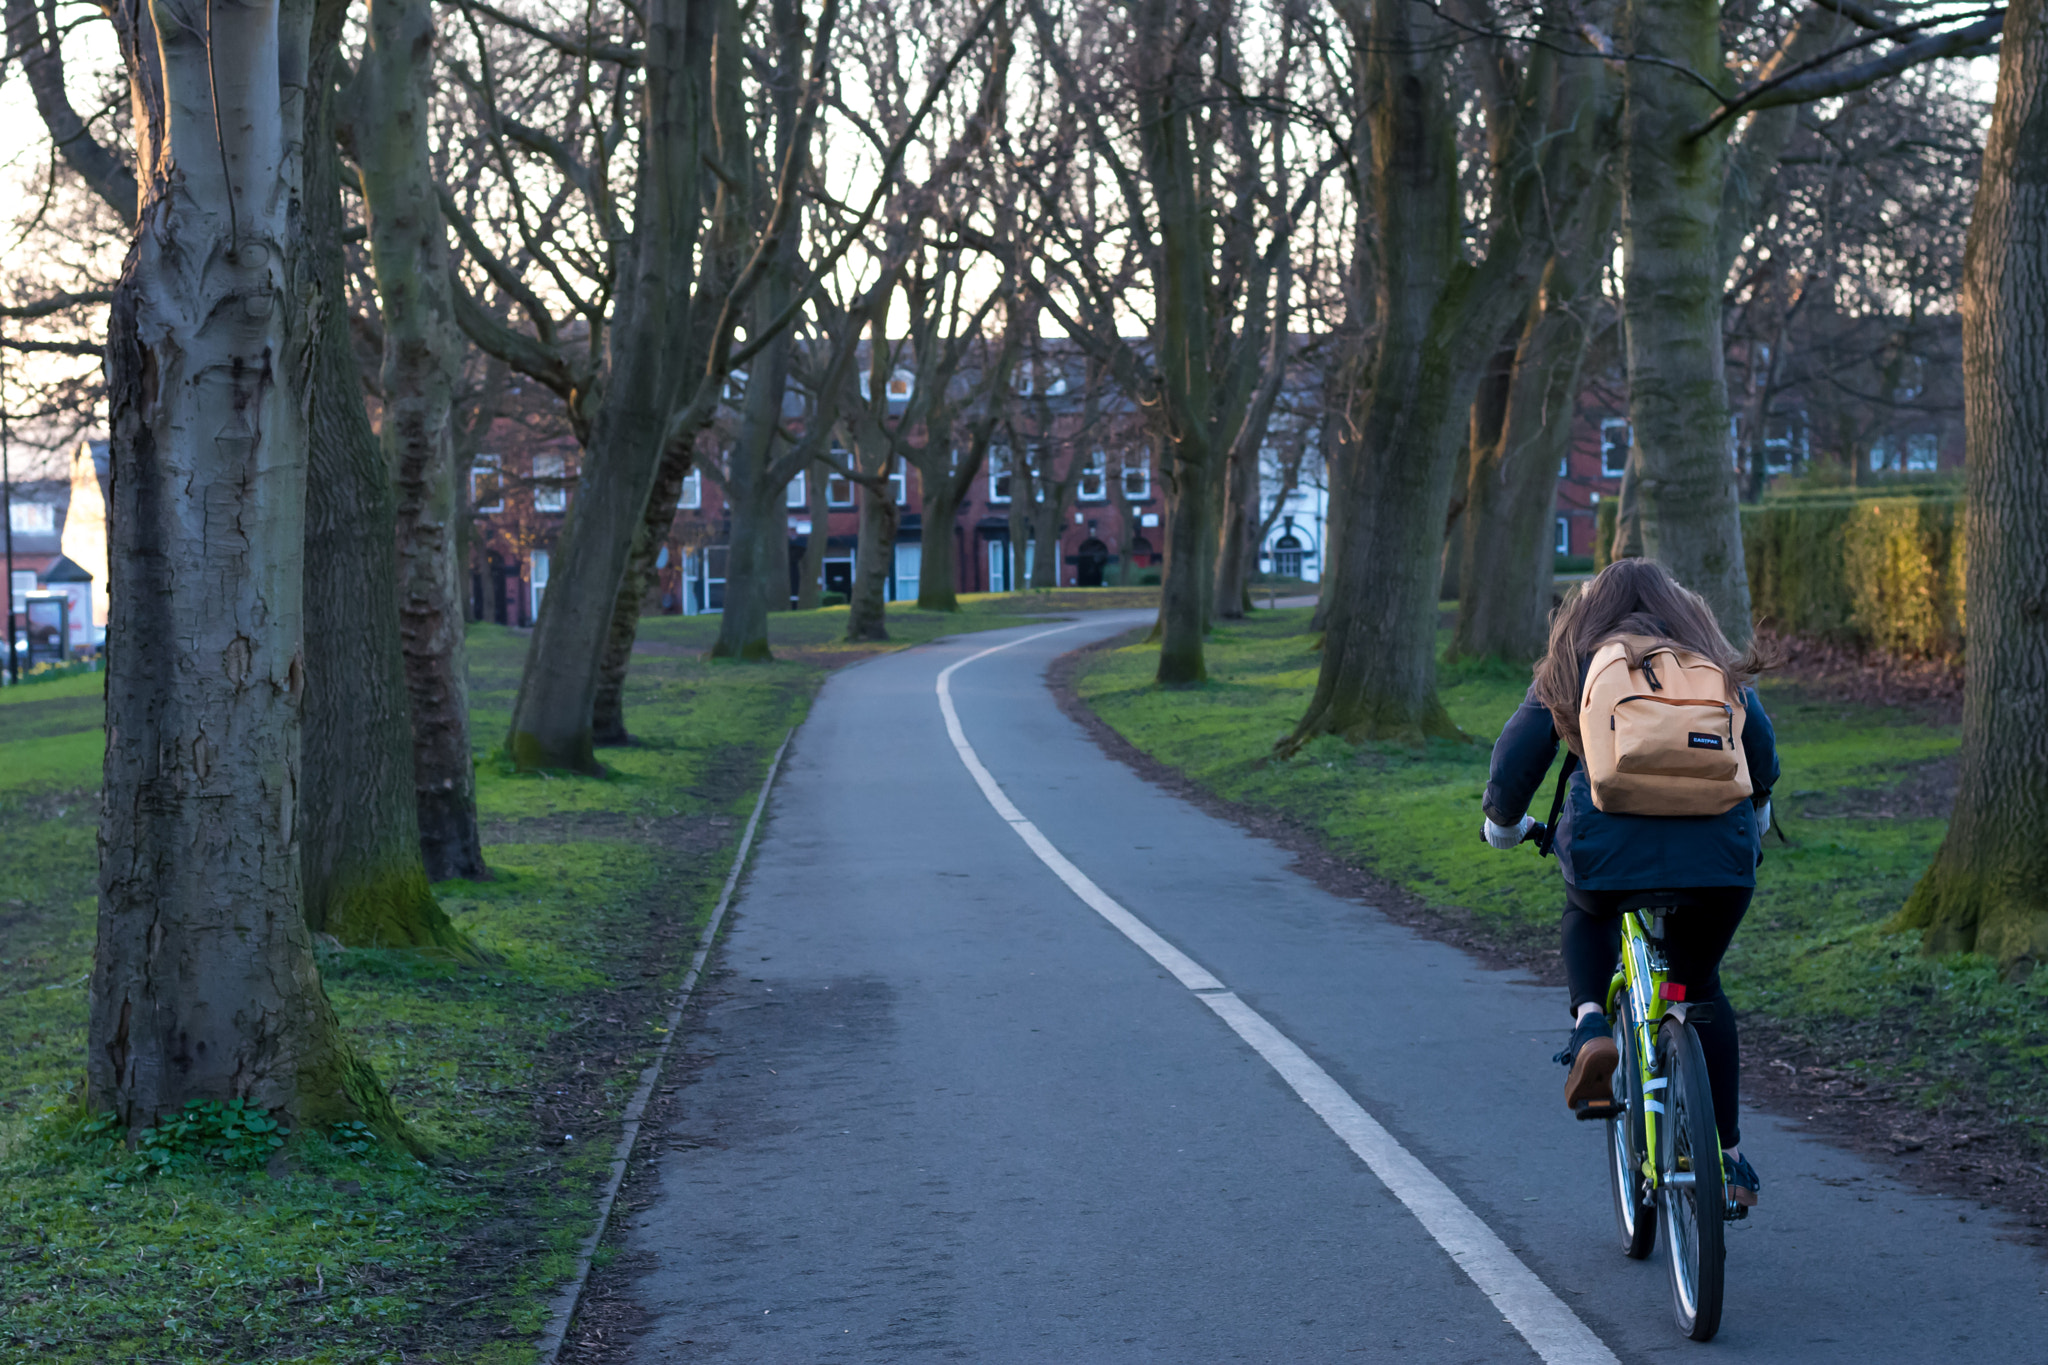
[1555,1012,1618,1110]
[1726,1152,1759,1215]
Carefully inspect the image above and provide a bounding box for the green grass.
[1075,608,2048,1149]
[0,591,1136,1362]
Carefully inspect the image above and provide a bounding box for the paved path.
[619,614,2046,1362]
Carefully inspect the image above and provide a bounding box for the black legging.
[1561,885,1751,1150]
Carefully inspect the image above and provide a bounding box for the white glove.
[1484,814,1537,850]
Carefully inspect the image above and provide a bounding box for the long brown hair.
[1534,558,1770,754]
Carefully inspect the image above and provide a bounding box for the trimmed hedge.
[1743,495,1965,659]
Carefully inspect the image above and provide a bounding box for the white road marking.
[936,625,1620,1365]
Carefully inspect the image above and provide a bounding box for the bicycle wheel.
[1606,994,1656,1258]
[1656,1017,1725,1341]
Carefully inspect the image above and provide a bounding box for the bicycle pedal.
[1573,1101,1625,1122]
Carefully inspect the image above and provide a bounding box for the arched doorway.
[1075,537,1108,587]
[1273,532,1304,579]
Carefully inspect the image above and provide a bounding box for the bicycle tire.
[1606,994,1656,1259]
[1657,1017,1726,1341]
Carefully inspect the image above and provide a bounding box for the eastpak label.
[1687,733,1723,750]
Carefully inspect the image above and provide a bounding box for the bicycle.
[1516,823,1745,1342]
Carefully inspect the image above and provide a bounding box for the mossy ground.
[1074,608,2048,1156]
[0,594,1111,1364]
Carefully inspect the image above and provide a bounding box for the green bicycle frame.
[1606,909,1671,1190]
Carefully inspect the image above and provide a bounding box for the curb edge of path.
[533,728,795,1365]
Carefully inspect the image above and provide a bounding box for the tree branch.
[449,0,639,66]
[4,0,136,221]
[0,290,113,319]
[1693,11,2003,139]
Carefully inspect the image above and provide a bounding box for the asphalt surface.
[619,613,2047,1362]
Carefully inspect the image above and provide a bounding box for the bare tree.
[94,0,403,1135]
[1895,0,2048,972]
[344,0,488,878]
[1286,1,1613,746]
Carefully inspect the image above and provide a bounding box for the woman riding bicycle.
[1481,558,1776,1209]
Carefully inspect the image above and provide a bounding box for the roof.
[42,554,92,583]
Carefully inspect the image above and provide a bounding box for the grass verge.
[1070,608,2048,1225]
[0,593,1120,1364]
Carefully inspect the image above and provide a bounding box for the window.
[893,542,920,602]
[1763,420,1804,474]
[1556,516,1570,556]
[1027,446,1047,502]
[1599,419,1630,479]
[827,450,855,508]
[863,369,914,403]
[1558,454,1569,479]
[10,568,36,607]
[529,549,550,619]
[785,470,807,508]
[989,445,1012,503]
[7,502,54,536]
[533,454,567,513]
[471,455,504,513]
[1906,434,1938,472]
[888,457,908,506]
[723,368,747,402]
[678,469,702,509]
[1078,451,1107,502]
[1120,455,1150,501]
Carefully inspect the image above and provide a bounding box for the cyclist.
[1480,558,1776,1209]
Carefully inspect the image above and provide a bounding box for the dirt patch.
[1048,631,2048,1248]
[1789,754,1957,822]
[1758,627,1963,722]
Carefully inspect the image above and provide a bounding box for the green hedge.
[1743,495,1965,659]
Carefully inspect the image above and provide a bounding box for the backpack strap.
[1535,751,1577,859]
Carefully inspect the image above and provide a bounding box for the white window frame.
[532,454,567,513]
[1599,419,1630,479]
[7,502,55,536]
[988,445,1013,504]
[888,457,908,506]
[678,469,702,509]
[530,548,550,619]
[786,470,807,509]
[1120,454,1150,501]
[1078,451,1107,502]
[471,454,504,513]
[1555,516,1570,556]
[723,368,747,402]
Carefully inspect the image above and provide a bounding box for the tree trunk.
[505,0,710,771]
[302,1,467,947]
[589,443,691,745]
[94,0,402,1138]
[711,311,796,660]
[798,455,829,609]
[1287,4,1470,741]
[1029,496,1063,589]
[1893,1,2048,971]
[1617,0,1751,643]
[348,0,487,880]
[917,482,962,611]
[1214,434,1258,619]
[846,481,897,640]
[1455,183,1616,661]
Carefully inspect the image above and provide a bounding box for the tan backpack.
[1578,635,1752,816]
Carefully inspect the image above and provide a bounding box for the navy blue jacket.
[1483,682,1779,890]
